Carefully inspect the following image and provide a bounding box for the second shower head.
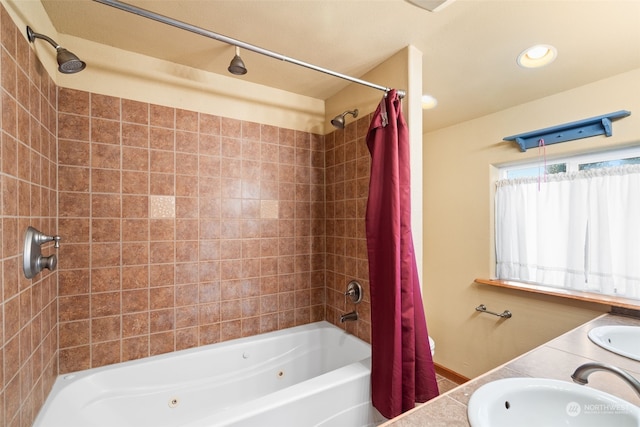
[331,109,359,129]
[228,46,247,75]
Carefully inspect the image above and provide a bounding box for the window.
[501,146,640,179]
[495,146,640,300]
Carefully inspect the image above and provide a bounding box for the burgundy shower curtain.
[365,89,439,419]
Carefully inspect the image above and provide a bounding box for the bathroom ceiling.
[40,0,640,132]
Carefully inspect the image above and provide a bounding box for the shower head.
[55,48,86,74]
[331,109,359,129]
[228,46,247,75]
[27,26,86,74]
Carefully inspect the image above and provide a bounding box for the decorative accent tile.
[260,200,279,219]
[150,195,175,218]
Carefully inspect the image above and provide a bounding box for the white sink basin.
[467,378,640,427]
[589,325,640,362]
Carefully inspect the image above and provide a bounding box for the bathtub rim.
[36,321,369,427]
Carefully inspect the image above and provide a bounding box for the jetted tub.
[34,321,386,427]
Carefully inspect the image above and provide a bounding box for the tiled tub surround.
[382,313,640,426]
[0,8,59,427]
[324,117,374,342]
[56,88,329,373]
[0,1,377,423]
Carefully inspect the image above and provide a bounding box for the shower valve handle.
[23,227,61,279]
[344,280,363,305]
[34,230,62,248]
[38,254,57,272]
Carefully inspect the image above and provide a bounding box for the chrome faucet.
[340,311,358,323]
[571,362,640,398]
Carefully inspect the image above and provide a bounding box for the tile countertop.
[381,313,640,427]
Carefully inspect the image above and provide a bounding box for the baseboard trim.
[434,363,470,385]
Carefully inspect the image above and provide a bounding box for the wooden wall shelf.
[503,110,631,152]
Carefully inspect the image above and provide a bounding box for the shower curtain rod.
[93,0,405,99]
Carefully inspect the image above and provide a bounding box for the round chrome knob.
[37,254,57,272]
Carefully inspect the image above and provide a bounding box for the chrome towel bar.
[475,304,512,319]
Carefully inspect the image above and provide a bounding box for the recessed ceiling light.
[421,94,438,109]
[517,44,557,68]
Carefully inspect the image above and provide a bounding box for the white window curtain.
[495,164,640,299]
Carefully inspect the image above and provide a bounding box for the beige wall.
[423,68,640,378]
[2,0,325,134]
[325,48,411,135]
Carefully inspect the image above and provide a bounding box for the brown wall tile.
[122,123,149,147]
[122,336,149,362]
[1,9,60,423]
[1,9,377,427]
[122,99,149,125]
[92,340,121,368]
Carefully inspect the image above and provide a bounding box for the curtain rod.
[93,0,406,99]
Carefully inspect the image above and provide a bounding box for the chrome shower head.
[27,26,86,74]
[331,109,359,129]
[228,46,247,75]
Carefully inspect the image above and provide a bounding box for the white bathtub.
[34,321,386,427]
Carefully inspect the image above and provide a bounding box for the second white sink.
[589,325,640,362]
[467,377,640,427]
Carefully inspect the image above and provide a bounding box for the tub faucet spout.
[571,362,640,398]
[340,311,358,323]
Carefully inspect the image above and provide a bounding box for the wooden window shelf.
[474,278,640,310]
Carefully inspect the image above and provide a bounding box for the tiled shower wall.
[324,118,373,342]
[1,8,59,427]
[0,3,377,423]
[56,88,327,372]
[53,91,376,373]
